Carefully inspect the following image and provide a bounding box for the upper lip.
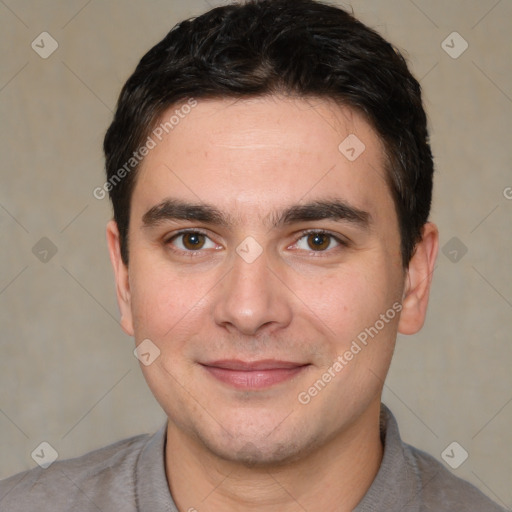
[201,359,308,371]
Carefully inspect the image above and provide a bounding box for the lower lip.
[203,366,307,390]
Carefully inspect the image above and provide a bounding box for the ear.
[106,220,134,336]
[398,222,439,335]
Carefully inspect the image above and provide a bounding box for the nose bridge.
[213,246,292,335]
[231,249,271,298]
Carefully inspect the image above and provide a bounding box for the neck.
[165,401,383,512]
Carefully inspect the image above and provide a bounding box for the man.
[0,0,506,510]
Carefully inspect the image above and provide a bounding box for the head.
[104,0,438,466]
[104,0,433,269]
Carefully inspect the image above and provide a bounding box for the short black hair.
[103,0,433,267]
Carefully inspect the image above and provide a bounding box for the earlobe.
[398,222,439,335]
[106,220,135,336]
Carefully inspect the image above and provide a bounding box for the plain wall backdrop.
[1,0,511,508]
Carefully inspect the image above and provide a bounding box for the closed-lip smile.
[200,359,309,389]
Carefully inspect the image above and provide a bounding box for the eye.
[168,231,218,251]
[294,231,343,252]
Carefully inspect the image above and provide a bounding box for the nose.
[212,247,293,336]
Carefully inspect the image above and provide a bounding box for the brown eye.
[294,231,342,253]
[306,233,331,251]
[182,232,206,250]
[167,231,218,253]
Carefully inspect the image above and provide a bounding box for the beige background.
[1,0,511,507]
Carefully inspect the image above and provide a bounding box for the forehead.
[131,96,392,224]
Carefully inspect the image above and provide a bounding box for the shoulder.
[0,432,152,512]
[404,443,507,511]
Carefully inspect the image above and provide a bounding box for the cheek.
[128,260,196,340]
[293,265,391,338]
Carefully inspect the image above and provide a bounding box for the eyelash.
[165,228,349,256]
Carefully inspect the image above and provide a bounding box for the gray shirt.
[0,405,506,511]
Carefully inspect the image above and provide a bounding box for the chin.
[194,420,318,468]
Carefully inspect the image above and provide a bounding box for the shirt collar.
[136,422,178,512]
[354,404,421,511]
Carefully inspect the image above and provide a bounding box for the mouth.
[200,359,310,390]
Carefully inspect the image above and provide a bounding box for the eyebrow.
[141,198,371,230]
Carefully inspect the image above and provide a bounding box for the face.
[107,96,437,465]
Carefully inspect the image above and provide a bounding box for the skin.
[107,96,438,511]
